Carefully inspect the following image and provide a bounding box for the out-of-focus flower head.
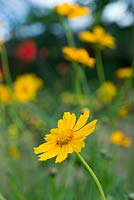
[13,73,43,103]
[55,3,90,18]
[110,131,131,148]
[62,47,95,68]
[97,81,117,104]
[118,105,129,119]
[79,26,116,49]
[61,92,89,106]
[34,109,97,163]
[0,84,11,104]
[9,146,20,160]
[115,67,133,79]
[16,40,37,63]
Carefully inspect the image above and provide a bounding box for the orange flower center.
[56,129,73,145]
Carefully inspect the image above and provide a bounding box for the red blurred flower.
[16,40,37,63]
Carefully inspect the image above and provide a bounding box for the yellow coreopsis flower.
[110,131,131,148]
[115,67,133,79]
[13,73,43,103]
[62,47,95,68]
[55,3,90,18]
[97,81,117,104]
[0,84,11,104]
[34,110,97,163]
[79,26,116,49]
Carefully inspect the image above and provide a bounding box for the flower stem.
[0,192,6,200]
[76,152,106,200]
[95,50,105,84]
[1,44,12,85]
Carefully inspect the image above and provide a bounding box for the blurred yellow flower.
[79,26,116,49]
[110,131,131,148]
[55,3,90,18]
[115,67,133,79]
[61,92,89,106]
[0,84,11,104]
[9,146,20,160]
[62,47,95,68]
[34,109,97,163]
[13,73,43,103]
[118,105,129,118]
[97,81,117,104]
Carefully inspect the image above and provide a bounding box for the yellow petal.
[60,112,76,129]
[38,145,60,161]
[70,139,85,152]
[69,113,76,129]
[55,144,72,163]
[74,120,97,139]
[34,141,56,154]
[73,110,90,131]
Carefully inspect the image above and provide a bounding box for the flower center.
[56,129,73,145]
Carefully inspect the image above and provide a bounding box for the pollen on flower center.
[56,129,73,145]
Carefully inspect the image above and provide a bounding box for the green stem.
[1,45,12,85]
[76,152,106,200]
[95,50,105,84]
[0,192,6,200]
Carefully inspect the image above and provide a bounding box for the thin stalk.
[0,192,6,200]
[95,50,105,84]
[1,45,12,85]
[76,152,106,200]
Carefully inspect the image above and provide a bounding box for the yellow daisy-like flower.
[55,3,90,18]
[62,47,95,68]
[13,73,43,103]
[110,131,131,148]
[115,67,133,79]
[0,84,11,104]
[34,110,97,163]
[97,81,117,104]
[79,26,116,49]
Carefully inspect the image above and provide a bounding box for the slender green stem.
[95,50,105,84]
[0,192,6,200]
[1,45,12,85]
[76,152,106,200]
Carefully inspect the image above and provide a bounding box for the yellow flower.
[110,131,131,148]
[62,47,95,68]
[118,105,129,118]
[34,110,97,163]
[115,67,133,79]
[0,84,11,104]
[9,146,20,160]
[79,26,116,49]
[13,73,43,103]
[97,81,117,104]
[55,3,90,18]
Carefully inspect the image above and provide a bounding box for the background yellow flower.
[97,81,117,104]
[13,73,43,103]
